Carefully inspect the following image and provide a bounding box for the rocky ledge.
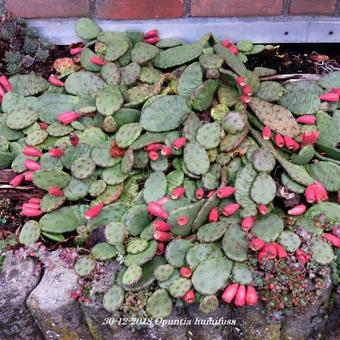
[0,250,339,340]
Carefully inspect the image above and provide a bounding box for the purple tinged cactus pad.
[199,295,219,314]
[74,255,97,276]
[305,202,340,224]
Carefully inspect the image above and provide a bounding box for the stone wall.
[0,250,339,340]
[3,0,340,19]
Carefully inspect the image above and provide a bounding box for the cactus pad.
[96,85,124,116]
[100,63,120,85]
[165,239,193,268]
[75,18,101,40]
[232,262,253,285]
[249,97,300,137]
[196,122,221,149]
[146,289,172,318]
[89,180,107,197]
[250,173,276,205]
[257,81,284,102]
[74,256,96,276]
[32,169,70,190]
[115,123,143,148]
[124,204,151,236]
[103,285,125,312]
[169,278,192,298]
[307,161,340,192]
[143,171,167,203]
[124,240,157,266]
[183,142,210,176]
[19,220,40,246]
[199,295,219,314]
[71,157,96,179]
[186,243,223,269]
[192,256,233,294]
[132,42,159,64]
[40,193,66,213]
[122,264,143,286]
[310,238,334,265]
[252,148,276,172]
[278,231,301,253]
[222,111,247,134]
[177,62,203,98]
[26,129,48,146]
[6,109,39,130]
[154,264,175,282]
[197,222,228,242]
[127,238,149,254]
[252,214,284,242]
[65,71,106,96]
[120,63,141,86]
[140,95,191,132]
[91,242,117,260]
[105,221,127,244]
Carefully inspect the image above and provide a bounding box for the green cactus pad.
[169,278,192,298]
[182,112,202,142]
[222,111,247,134]
[91,146,118,168]
[165,239,193,268]
[220,128,248,152]
[192,256,233,295]
[156,38,182,48]
[47,122,73,137]
[196,122,221,149]
[307,161,340,192]
[186,243,223,270]
[281,172,306,194]
[122,264,143,286]
[278,231,301,253]
[257,81,285,102]
[157,270,181,290]
[94,184,124,205]
[310,238,334,265]
[103,285,125,312]
[154,264,175,282]
[177,62,203,98]
[167,201,204,236]
[166,169,184,195]
[305,202,340,224]
[197,222,228,243]
[316,111,339,147]
[120,63,141,86]
[222,219,248,262]
[65,71,106,96]
[249,97,300,137]
[199,53,224,69]
[115,123,143,148]
[183,141,210,176]
[234,162,257,210]
[10,74,48,96]
[318,70,340,88]
[199,295,219,314]
[75,18,101,40]
[80,48,102,72]
[74,256,96,276]
[40,193,66,213]
[143,171,167,203]
[100,63,120,85]
[153,43,203,69]
[140,95,191,132]
[250,173,276,205]
[71,157,96,179]
[19,220,41,246]
[96,85,124,116]
[232,262,253,285]
[192,194,219,230]
[91,242,117,260]
[32,169,70,190]
[127,238,149,254]
[252,214,284,242]
[130,131,167,150]
[124,204,151,236]
[105,40,130,62]
[105,221,127,244]
[101,163,128,185]
[190,79,220,112]
[146,289,172,319]
[63,177,89,201]
[124,239,157,266]
[6,109,39,130]
[278,81,322,115]
[252,148,276,173]
[26,129,48,146]
[89,179,107,197]
[131,42,159,64]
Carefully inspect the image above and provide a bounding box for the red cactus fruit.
[249,237,265,251]
[70,133,80,147]
[144,36,160,44]
[274,243,288,259]
[241,216,255,231]
[156,242,165,255]
[145,143,163,152]
[177,215,189,226]
[216,186,235,199]
[85,202,104,220]
[222,203,240,217]
[9,174,24,187]
[246,286,258,306]
[90,56,106,65]
[274,133,285,148]
[301,130,320,145]
[305,181,328,204]
[195,188,205,200]
[288,204,307,216]
[24,159,41,171]
[322,233,340,247]
[262,126,272,140]
[320,92,339,102]
[183,290,195,304]
[70,47,84,55]
[296,115,316,125]
[48,186,64,197]
[180,266,192,278]
[144,29,158,38]
[161,146,172,157]
[222,283,239,303]
[111,142,125,158]
[153,230,172,242]
[153,220,172,231]
[148,151,159,161]
[48,75,65,87]
[49,148,65,157]
[23,146,42,157]
[234,285,246,307]
[257,204,269,215]
[0,75,12,92]
[170,187,186,200]
[172,137,187,150]
[208,207,219,223]
[58,111,81,125]
[147,201,169,219]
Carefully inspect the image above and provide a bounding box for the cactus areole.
[2,17,338,320]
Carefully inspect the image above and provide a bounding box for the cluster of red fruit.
[0,75,12,102]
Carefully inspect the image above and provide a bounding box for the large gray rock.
[26,250,92,339]
[0,251,43,340]
[281,276,332,340]
[327,285,340,340]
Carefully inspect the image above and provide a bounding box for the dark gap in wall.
[89,0,97,18]
[184,0,191,17]
[336,0,340,16]
[282,0,292,15]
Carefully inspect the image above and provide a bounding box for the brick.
[96,0,184,19]
[290,0,336,15]
[5,0,90,18]
[191,0,283,17]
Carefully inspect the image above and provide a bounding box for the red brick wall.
[4,0,340,19]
